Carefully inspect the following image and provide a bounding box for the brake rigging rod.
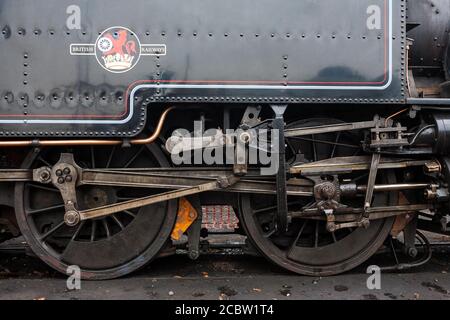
[271,105,289,233]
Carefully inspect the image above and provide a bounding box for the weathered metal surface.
[0,170,31,182]
[78,178,232,221]
[0,106,173,147]
[0,0,405,137]
[364,153,382,212]
[14,144,179,280]
[290,156,434,175]
[407,0,450,71]
[290,204,432,221]
[81,170,314,196]
[284,120,378,138]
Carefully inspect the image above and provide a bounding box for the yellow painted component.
[171,197,198,241]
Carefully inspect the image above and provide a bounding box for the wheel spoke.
[37,156,52,167]
[111,214,125,230]
[314,220,319,248]
[106,146,116,168]
[123,210,137,218]
[311,135,318,161]
[124,146,145,168]
[90,220,97,242]
[71,221,85,241]
[26,203,65,215]
[253,205,277,215]
[331,231,337,243]
[263,228,276,238]
[102,219,111,238]
[254,202,303,215]
[39,221,65,241]
[330,132,341,158]
[290,220,308,249]
[288,136,358,150]
[27,183,60,193]
[90,146,96,169]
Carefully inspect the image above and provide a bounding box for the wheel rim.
[240,118,396,276]
[15,145,177,280]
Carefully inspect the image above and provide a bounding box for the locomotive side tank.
[0,0,448,279]
[0,0,404,137]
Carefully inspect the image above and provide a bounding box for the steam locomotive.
[0,0,449,279]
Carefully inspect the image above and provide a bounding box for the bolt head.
[319,182,336,199]
[326,223,337,233]
[408,247,418,258]
[55,169,63,177]
[188,250,200,260]
[39,170,50,182]
[64,211,80,226]
[63,168,71,175]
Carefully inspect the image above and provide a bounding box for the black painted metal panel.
[0,0,405,137]
[407,0,450,71]
[446,34,450,80]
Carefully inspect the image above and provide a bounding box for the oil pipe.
[0,107,174,148]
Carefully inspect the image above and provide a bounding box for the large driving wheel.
[240,119,396,276]
[15,145,177,280]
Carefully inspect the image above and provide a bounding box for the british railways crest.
[70,26,166,73]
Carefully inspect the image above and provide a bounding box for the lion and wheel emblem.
[70,26,166,73]
[95,27,141,73]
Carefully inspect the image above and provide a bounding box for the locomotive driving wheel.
[15,144,177,280]
[240,118,396,276]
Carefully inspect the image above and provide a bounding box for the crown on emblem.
[102,53,135,71]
